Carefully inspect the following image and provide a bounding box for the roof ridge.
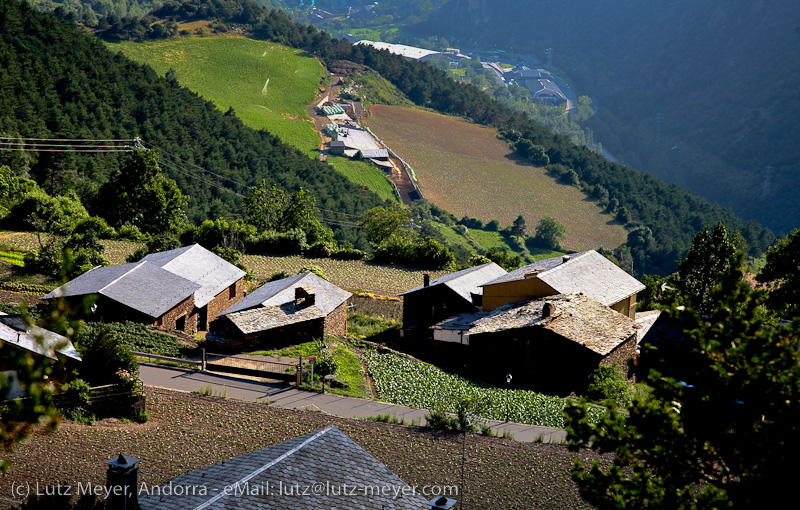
[192,426,335,510]
[98,261,148,294]
[538,250,592,276]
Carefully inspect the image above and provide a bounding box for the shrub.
[73,324,138,386]
[331,246,366,260]
[60,378,95,425]
[298,265,328,281]
[247,229,307,254]
[305,240,336,258]
[587,364,634,408]
[267,270,292,282]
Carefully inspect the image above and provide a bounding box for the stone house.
[399,262,507,339]
[42,244,245,334]
[481,250,645,319]
[209,273,351,350]
[431,293,639,393]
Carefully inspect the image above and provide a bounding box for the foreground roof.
[0,313,81,361]
[434,294,638,356]
[43,261,200,318]
[138,425,429,510]
[483,251,645,306]
[399,262,507,302]
[222,273,351,316]
[141,244,246,308]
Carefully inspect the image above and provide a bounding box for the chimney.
[295,286,315,306]
[562,255,571,263]
[105,453,140,510]
[524,270,543,279]
[542,302,555,318]
[423,273,430,287]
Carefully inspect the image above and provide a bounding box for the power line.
[143,141,249,189]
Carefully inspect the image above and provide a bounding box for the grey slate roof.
[138,425,429,510]
[43,262,200,318]
[222,273,351,316]
[0,314,81,361]
[225,304,326,335]
[434,294,638,356]
[483,251,645,306]
[399,262,507,302]
[141,244,246,308]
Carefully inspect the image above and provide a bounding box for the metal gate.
[205,352,297,381]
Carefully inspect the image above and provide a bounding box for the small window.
[176,315,186,331]
[229,283,236,299]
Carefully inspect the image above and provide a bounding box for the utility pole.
[762,165,773,197]
[655,113,664,144]
[545,48,553,70]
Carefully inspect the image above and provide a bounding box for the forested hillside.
[414,0,800,234]
[0,0,383,246]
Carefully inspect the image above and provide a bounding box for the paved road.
[140,363,567,443]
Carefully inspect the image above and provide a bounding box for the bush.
[331,246,366,260]
[298,265,328,281]
[374,234,455,270]
[59,378,95,425]
[587,364,634,408]
[247,229,307,254]
[267,270,292,282]
[305,240,336,258]
[73,324,139,386]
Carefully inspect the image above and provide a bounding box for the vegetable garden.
[364,350,605,428]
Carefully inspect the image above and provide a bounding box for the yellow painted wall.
[610,294,637,319]
[482,278,558,311]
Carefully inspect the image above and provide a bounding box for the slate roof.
[399,262,507,303]
[43,262,200,318]
[222,273,351,316]
[141,244,246,308]
[433,294,638,356]
[138,425,429,510]
[483,251,645,307]
[225,304,326,335]
[0,313,81,361]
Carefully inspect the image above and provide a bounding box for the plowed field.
[366,106,627,251]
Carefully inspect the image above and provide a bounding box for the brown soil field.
[0,387,600,509]
[365,106,628,251]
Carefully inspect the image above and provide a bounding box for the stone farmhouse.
[399,262,507,338]
[481,250,645,319]
[209,272,351,350]
[431,293,638,392]
[42,244,245,334]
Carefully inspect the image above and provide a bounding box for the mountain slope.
[0,0,383,245]
[415,0,800,233]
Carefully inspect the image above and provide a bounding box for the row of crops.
[363,350,605,428]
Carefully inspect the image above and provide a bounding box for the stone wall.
[201,277,245,330]
[599,333,637,382]
[323,302,348,336]
[157,294,197,334]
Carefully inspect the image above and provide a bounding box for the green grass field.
[109,36,325,155]
[327,157,399,204]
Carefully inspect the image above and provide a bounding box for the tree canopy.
[677,222,742,315]
[757,228,800,319]
[565,259,800,508]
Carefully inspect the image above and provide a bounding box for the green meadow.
[111,36,399,204]
[110,36,324,155]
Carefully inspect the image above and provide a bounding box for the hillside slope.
[414,0,800,233]
[0,0,383,245]
[366,106,627,251]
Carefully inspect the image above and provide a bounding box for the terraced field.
[365,106,628,251]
